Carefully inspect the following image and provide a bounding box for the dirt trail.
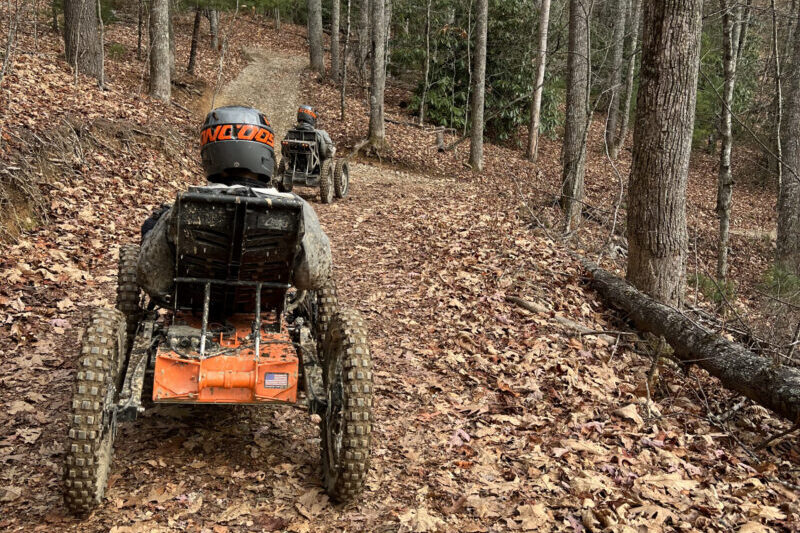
[212,47,305,140]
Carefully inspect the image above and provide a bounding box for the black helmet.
[297,105,317,128]
[200,106,275,184]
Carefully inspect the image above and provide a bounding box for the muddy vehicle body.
[63,189,372,514]
[277,128,349,204]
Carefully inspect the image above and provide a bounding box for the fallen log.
[583,260,800,422]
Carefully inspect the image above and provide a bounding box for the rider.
[294,105,335,162]
[137,105,332,303]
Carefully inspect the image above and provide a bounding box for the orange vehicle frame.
[152,313,299,404]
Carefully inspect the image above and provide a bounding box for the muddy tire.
[64,308,126,515]
[277,158,292,192]
[320,310,372,502]
[116,245,141,346]
[334,160,349,199]
[315,279,339,357]
[319,159,334,204]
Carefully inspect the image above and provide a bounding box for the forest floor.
[1,10,799,533]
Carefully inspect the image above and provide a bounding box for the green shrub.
[761,264,800,303]
[107,42,126,61]
[690,273,737,305]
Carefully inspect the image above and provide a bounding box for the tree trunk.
[777,3,800,274]
[527,0,551,162]
[208,9,218,50]
[52,0,58,32]
[468,0,488,173]
[626,0,702,306]
[357,0,370,81]
[149,0,170,102]
[168,0,175,77]
[560,0,590,231]
[96,0,104,88]
[771,0,783,203]
[63,0,103,80]
[308,0,325,75]
[187,7,202,75]
[331,0,341,81]
[584,261,800,422]
[137,0,143,60]
[716,0,741,280]
[604,0,626,153]
[341,0,351,119]
[419,0,432,126]
[612,0,641,158]
[368,0,385,147]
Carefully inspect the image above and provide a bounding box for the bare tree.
[137,0,144,60]
[357,0,370,81]
[63,0,103,81]
[308,0,324,74]
[368,0,385,147]
[527,0,551,162]
[626,0,703,305]
[331,0,341,81]
[207,8,218,49]
[468,0,488,172]
[149,0,170,102]
[418,0,432,126]
[611,0,641,158]
[187,6,202,75]
[777,2,800,273]
[604,0,626,152]
[716,0,743,279]
[341,0,351,119]
[560,0,591,231]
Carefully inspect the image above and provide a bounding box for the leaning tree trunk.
[368,0,386,147]
[716,0,741,280]
[149,0,170,102]
[187,6,202,75]
[63,0,103,81]
[357,0,371,81]
[560,0,590,232]
[613,0,641,158]
[468,0,488,173]
[527,0,551,162]
[308,0,325,75]
[777,2,800,274]
[585,261,800,422]
[331,0,341,81]
[604,0,626,153]
[626,0,702,306]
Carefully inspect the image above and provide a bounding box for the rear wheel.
[64,308,126,514]
[116,245,141,347]
[334,160,349,199]
[320,310,372,502]
[315,279,339,357]
[276,158,292,192]
[319,159,334,204]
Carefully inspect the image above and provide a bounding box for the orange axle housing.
[153,313,298,404]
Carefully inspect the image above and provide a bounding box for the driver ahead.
[136,105,332,304]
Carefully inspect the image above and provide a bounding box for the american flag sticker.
[264,372,289,389]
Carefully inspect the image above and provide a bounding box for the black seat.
[172,189,303,320]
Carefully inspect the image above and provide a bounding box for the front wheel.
[64,308,126,514]
[319,159,334,204]
[334,160,349,199]
[320,310,372,502]
[116,244,141,347]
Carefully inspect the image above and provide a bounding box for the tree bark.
[527,0,551,162]
[584,261,800,423]
[63,0,103,81]
[357,0,371,81]
[149,0,170,102]
[626,0,702,306]
[308,0,325,75]
[560,0,590,231]
[52,0,59,32]
[612,0,641,158]
[168,0,175,77]
[331,0,341,81]
[418,0,432,126]
[716,0,741,280]
[208,9,218,50]
[604,0,626,153]
[777,2,800,274]
[468,0,488,173]
[187,6,202,75]
[368,0,386,147]
[341,0,351,119]
[137,0,143,60]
